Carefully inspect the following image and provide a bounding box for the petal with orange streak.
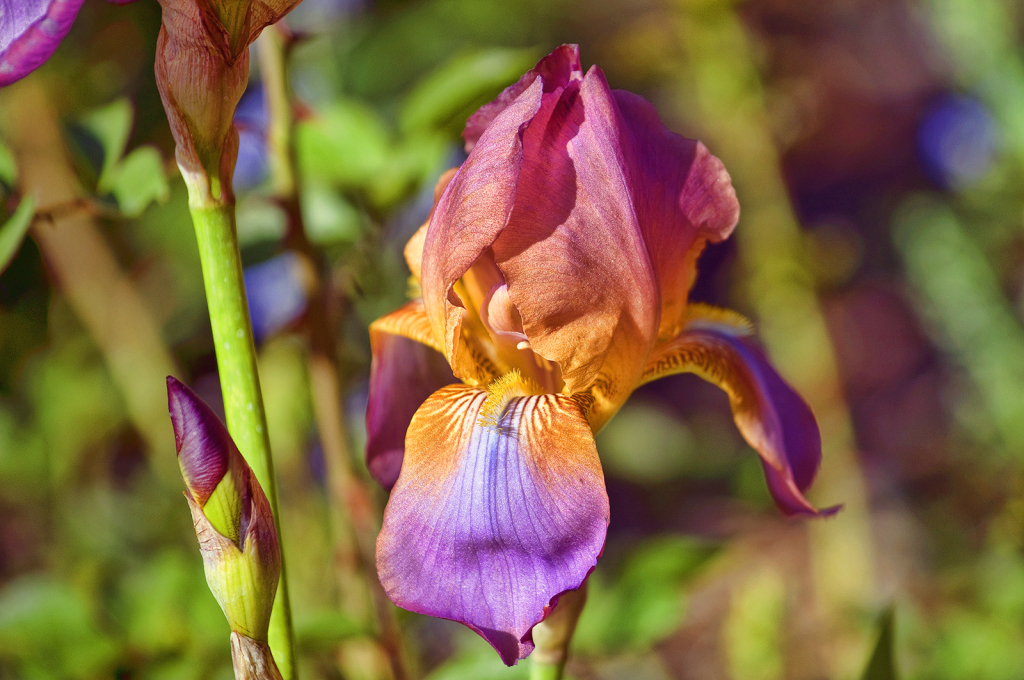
[367,301,458,487]
[639,324,838,518]
[376,384,609,665]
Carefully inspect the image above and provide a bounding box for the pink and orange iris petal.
[610,91,740,339]
[404,167,458,283]
[367,302,457,489]
[420,44,740,419]
[419,74,543,383]
[641,325,837,517]
[462,43,582,153]
[376,384,609,666]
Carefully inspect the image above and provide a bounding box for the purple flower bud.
[167,376,232,506]
[166,376,280,640]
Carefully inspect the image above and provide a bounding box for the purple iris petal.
[0,0,139,86]
[366,328,458,489]
[167,376,232,506]
[377,385,609,665]
[918,94,997,189]
[0,0,84,86]
[233,83,269,191]
[661,329,838,517]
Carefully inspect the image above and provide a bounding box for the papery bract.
[154,0,300,205]
[368,44,835,666]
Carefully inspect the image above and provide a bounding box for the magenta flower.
[0,0,136,87]
[368,45,836,665]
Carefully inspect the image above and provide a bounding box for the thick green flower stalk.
[168,377,282,680]
[153,2,304,676]
[530,586,588,680]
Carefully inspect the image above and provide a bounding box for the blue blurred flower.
[918,95,997,189]
[233,84,269,192]
[243,251,309,342]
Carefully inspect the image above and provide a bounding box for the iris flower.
[367,45,834,666]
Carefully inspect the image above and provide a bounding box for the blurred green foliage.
[860,609,897,680]
[4,0,1024,678]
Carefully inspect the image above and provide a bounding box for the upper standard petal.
[493,66,662,402]
[405,168,457,283]
[376,384,609,665]
[419,75,544,382]
[422,46,738,410]
[463,44,582,152]
[611,90,739,340]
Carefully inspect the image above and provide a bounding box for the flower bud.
[167,376,281,641]
[154,0,301,206]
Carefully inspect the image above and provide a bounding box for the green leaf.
[399,47,540,134]
[80,98,134,190]
[0,575,120,678]
[0,196,36,275]
[574,537,716,654]
[861,607,898,680]
[296,100,391,187]
[0,137,17,187]
[107,146,170,217]
[367,131,448,208]
[301,184,364,245]
[293,610,367,653]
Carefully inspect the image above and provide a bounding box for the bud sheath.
[168,377,281,642]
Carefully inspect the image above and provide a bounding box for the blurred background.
[1,0,1022,678]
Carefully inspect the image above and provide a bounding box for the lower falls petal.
[376,384,609,665]
[367,301,457,489]
[640,322,838,518]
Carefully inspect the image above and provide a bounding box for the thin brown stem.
[257,23,410,680]
[1,79,180,481]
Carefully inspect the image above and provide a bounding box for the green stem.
[189,202,297,680]
[528,584,586,680]
[529,660,566,680]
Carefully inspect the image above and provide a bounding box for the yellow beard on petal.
[477,370,542,430]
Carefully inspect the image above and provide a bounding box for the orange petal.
[369,299,443,353]
[377,384,608,665]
